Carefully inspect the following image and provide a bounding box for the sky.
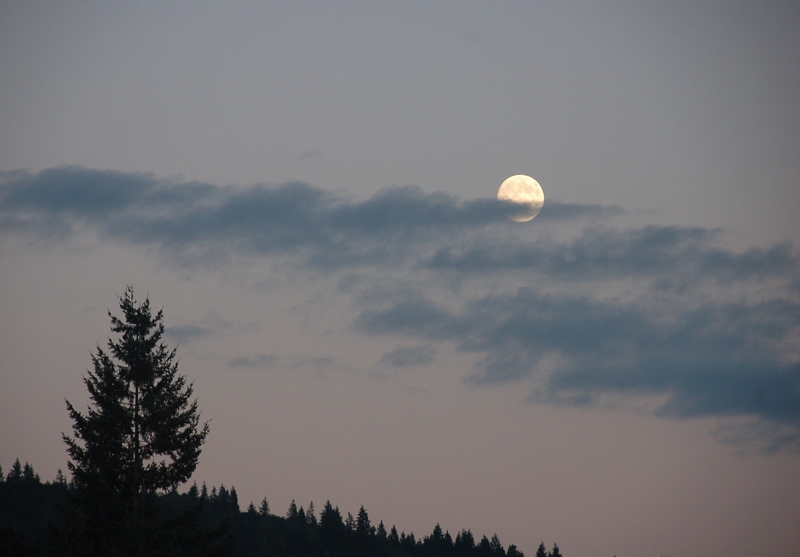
[1,1,799,555]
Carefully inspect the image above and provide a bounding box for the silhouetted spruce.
[56,287,226,555]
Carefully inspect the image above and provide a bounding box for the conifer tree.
[22,462,39,482]
[7,459,22,482]
[306,501,317,525]
[229,487,239,513]
[60,287,210,554]
[535,541,548,557]
[490,533,506,556]
[444,531,454,551]
[287,499,298,520]
[478,535,493,556]
[356,505,371,536]
[218,485,230,507]
[455,529,476,552]
[320,501,346,548]
[388,525,400,545]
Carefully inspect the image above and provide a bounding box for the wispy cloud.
[355,287,800,448]
[165,311,232,344]
[380,345,437,369]
[3,166,798,450]
[227,354,279,369]
[0,166,621,267]
[166,324,220,345]
[427,226,797,286]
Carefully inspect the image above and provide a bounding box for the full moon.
[497,174,544,222]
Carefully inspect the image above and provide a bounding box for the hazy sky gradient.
[2,2,799,556]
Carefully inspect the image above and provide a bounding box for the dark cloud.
[0,166,620,264]
[355,288,800,442]
[4,166,799,449]
[5,167,793,287]
[428,226,797,286]
[1,166,156,215]
[534,201,625,221]
[0,167,212,239]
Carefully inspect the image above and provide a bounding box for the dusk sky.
[1,2,799,556]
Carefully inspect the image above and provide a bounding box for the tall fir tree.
[306,501,317,525]
[490,533,506,556]
[60,287,211,555]
[7,459,22,482]
[286,499,298,520]
[455,529,476,552]
[320,501,346,549]
[356,505,371,537]
[376,521,387,539]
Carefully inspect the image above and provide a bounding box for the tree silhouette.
[6,459,22,482]
[306,500,317,525]
[320,500,346,550]
[455,529,476,553]
[356,505,371,537]
[60,287,210,554]
[490,533,506,556]
[258,497,269,517]
[286,499,299,520]
[4,459,546,556]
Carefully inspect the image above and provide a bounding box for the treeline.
[0,459,562,557]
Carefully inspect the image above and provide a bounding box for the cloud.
[0,166,157,216]
[355,288,800,446]
[380,345,437,368]
[4,166,793,286]
[165,311,232,344]
[3,166,799,449]
[228,354,279,369]
[0,166,621,267]
[226,353,339,371]
[166,325,219,344]
[427,226,797,287]
[534,201,625,221]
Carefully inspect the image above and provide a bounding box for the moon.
[497,174,544,222]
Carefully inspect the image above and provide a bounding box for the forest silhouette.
[0,289,562,556]
[0,460,564,557]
